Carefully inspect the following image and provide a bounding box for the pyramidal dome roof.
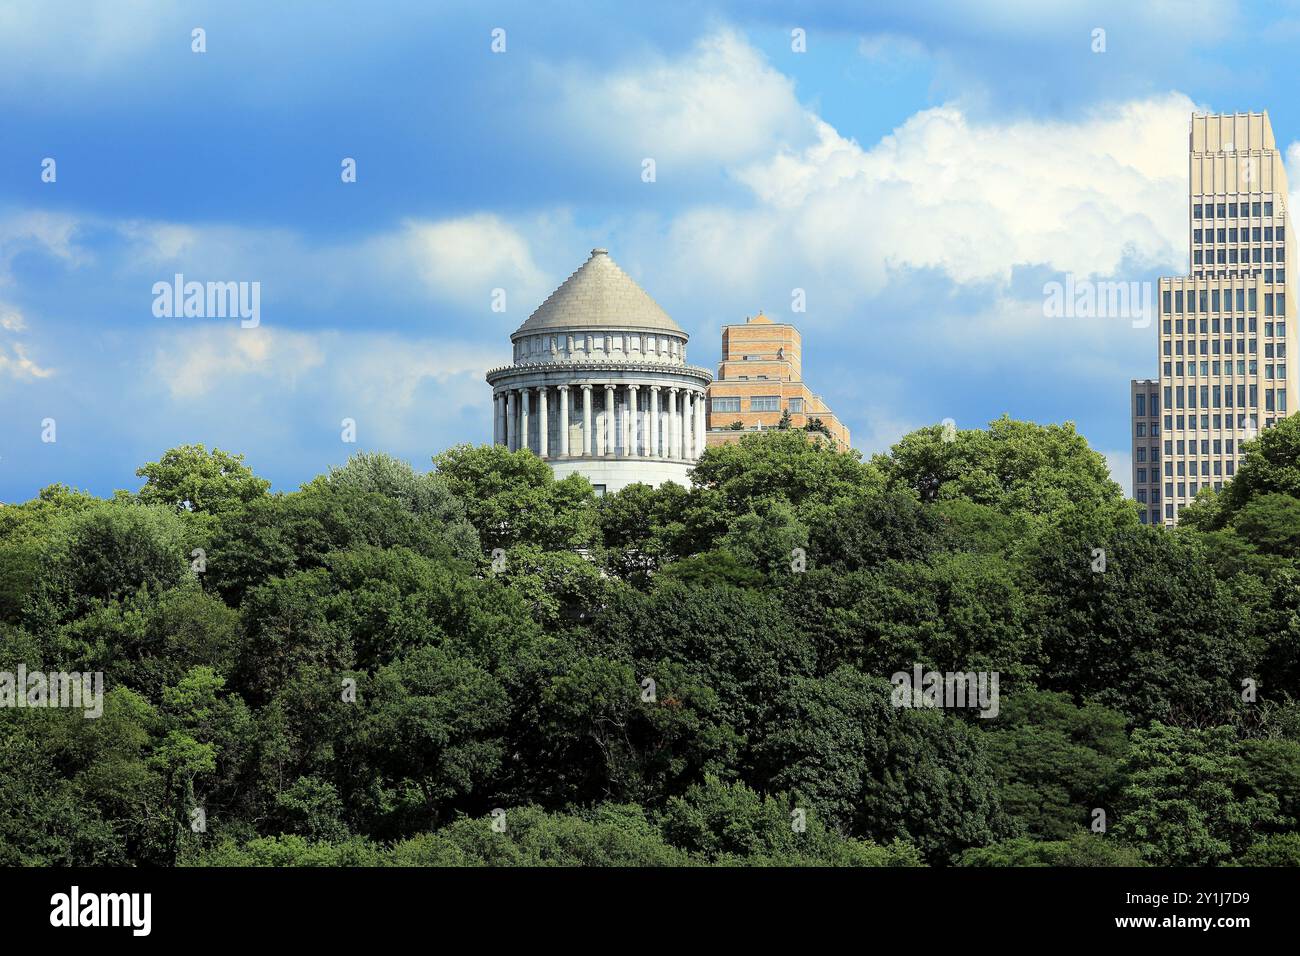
[513,249,686,338]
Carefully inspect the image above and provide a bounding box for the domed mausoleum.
[485,249,712,494]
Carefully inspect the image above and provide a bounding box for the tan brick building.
[705,313,850,447]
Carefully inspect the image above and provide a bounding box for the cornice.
[486,361,714,384]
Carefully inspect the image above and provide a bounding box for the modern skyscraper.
[485,249,713,495]
[705,312,850,447]
[1132,112,1296,525]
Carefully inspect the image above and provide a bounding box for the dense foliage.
[2,418,1298,867]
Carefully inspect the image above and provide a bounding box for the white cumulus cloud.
[724,93,1193,294]
[550,27,814,170]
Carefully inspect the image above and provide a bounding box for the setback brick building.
[705,313,850,447]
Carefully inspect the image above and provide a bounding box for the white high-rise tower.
[1131,112,1297,525]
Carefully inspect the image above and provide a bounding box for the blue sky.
[2,0,1299,500]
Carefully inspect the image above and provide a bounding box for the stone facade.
[485,249,712,494]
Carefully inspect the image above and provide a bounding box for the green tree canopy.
[875,415,1122,518]
[136,444,271,516]
[432,444,598,552]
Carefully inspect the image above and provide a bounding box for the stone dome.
[512,248,686,339]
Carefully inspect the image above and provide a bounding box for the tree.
[490,543,608,628]
[1235,569,1300,703]
[272,776,349,842]
[55,582,239,698]
[315,544,543,672]
[1214,414,1300,523]
[593,577,815,736]
[0,485,100,623]
[1182,492,1300,579]
[782,554,1034,682]
[691,431,879,516]
[387,804,692,866]
[534,657,740,806]
[659,777,922,866]
[803,417,832,439]
[311,452,478,555]
[1239,737,1300,831]
[432,444,598,552]
[136,445,270,516]
[235,570,353,705]
[363,646,509,831]
[718,497,808,578]
[1113,724,1280,866]
[1026,508,1252,725]
[597,481,689,582]
[152,668,237,864]
[752,667,1013,862]
[14,420,1300,870]
[1233,833,1300,866]
[206,478,476,607]
[657,550,765,590]
[0,698,141,865]
[876,415,1122,518]
[981,690,1129,840]
[956,831,1145,866]
[1230,493,1300,557]
[804,487,946,573]
[20,501,196,631]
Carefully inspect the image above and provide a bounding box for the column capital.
[581,383,593,391]
[558,384,570,391]
[668,386,680,394]
[650,384,661,393]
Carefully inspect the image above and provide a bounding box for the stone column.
[695,390,706,457]
[627,385,639,456]
[667,388,679,459]
[689,390,699,458]
[683,390,691,459]
[582,385,593,457]
[520,388,531,454]
[682,391,691,458]
[682,392,692,459]
[559,386,570,457]
[604,385,616,456]
[506,390,516,451]
[687,390,695,458]
[649,386,660,457]
[538,387,549,458]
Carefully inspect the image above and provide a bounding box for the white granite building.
[486,249,712,494]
